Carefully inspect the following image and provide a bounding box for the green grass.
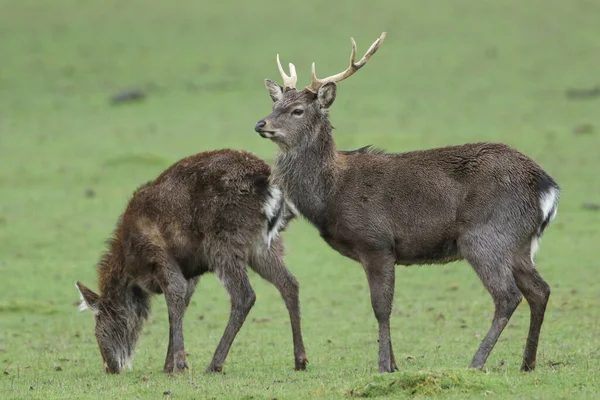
[346,370,503,398]
[1,0,599,398]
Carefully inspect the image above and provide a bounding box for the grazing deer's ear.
[264,79,284,102]
[317,82,337,109]
[75,281,100,315]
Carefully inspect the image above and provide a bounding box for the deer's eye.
[291,109,304,116]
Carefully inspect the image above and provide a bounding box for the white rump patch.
[264,186,283,221]
[531,186,560,263]
[540,186,560,223]
[263,186,285,247]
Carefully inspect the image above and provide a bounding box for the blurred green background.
[1,0,599,398]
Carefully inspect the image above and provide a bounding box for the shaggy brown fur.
[76,149,307,374]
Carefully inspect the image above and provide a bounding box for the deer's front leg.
[159,266,192,373]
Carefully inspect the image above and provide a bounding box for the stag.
[255,33,559,373]
[76,149,307,374]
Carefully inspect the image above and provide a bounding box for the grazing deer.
[76,149,307,374]
[254,33,559,373]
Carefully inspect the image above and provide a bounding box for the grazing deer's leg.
[461,237,523,370]
[206,259,256,373]
[249,240,308,371]
[362,252,397,373]
[512,252,551,371]
[163,276,199,372]
[157,261,191,373]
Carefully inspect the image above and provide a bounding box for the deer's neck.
[98,234,150,320]
[273,125,338,228]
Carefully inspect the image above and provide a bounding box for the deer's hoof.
[205,364,223,374]
[468,363,485,371]
[163,360,188,374]
[175,361,189,372]
[294,355,309,371]
[378,358,399,373]
[520,361,536,372]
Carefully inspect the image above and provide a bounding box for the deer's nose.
[254,120,266,132]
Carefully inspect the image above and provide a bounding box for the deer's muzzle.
[254,120,275,138]
[254,120,266,132]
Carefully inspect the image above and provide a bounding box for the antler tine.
[306,32,386,93]
[276,54,297,89]
[288,62,297,86]
[349,37,357,66]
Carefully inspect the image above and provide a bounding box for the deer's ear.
[264,79,284,102]
[317,82,337,109]
[75,281,100,315]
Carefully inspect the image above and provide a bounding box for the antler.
[306,32,386,93]
[276,54,298,90]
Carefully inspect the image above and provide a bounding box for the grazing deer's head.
[255,33,386,151]
[76,281,147,373]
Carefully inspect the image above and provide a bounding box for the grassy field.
[1,0,599,398]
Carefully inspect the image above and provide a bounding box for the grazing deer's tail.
[263,186,287,247]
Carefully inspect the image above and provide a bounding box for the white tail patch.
[540,186,560,224]
[263,186,286,247]
[531,186,560,263]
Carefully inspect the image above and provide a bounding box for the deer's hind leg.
[206,252,256,373]
[512,247,551,371]
[249,238,308,371]
[361,251,397,373]
[459,232,523,370]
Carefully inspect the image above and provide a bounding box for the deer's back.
[116,150,274,281]
[324,143,550,264]
[337,142,544,209]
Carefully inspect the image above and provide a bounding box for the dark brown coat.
[256,82,559,373]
